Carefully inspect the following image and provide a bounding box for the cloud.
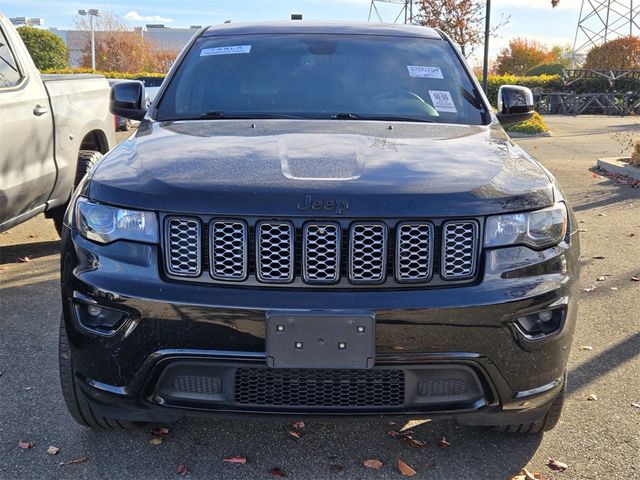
[123,11,174,23]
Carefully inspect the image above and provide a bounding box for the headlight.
[485,203,568,249]
[75,197,158,244]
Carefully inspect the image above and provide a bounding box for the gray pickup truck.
[0,13,115,234]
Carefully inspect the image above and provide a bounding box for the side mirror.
[496,85,535,126]
[110,81,147,121]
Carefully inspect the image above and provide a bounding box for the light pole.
[78,8,101,70]
[482,0,491,94]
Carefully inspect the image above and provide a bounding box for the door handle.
[33,104,49,116]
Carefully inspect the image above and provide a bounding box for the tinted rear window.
[156,33,487,125]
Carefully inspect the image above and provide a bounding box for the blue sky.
[1,0,585,65]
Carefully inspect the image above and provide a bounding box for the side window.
[0,27,22,88]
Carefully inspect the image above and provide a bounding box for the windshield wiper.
[333,114,434,123]
[198,111,307,120]
[332,113,360,120]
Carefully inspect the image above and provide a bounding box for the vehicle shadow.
[571,167,639,213]
[0,239,60,265]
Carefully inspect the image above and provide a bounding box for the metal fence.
[534,92,640,116]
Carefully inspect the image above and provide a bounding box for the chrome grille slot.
[396,223,434,282]
[349,223,387,283]
[165,217,201,276]
[303,223,340,283]
[256,221,294,283]
[441,221,478,279]
[210,220,247,281]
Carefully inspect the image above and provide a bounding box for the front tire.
[51,150,102,236]
[499,383,566,434]
[58,315,140,430]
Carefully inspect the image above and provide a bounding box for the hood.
[90,120,553,217]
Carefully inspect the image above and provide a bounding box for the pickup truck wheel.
[51,150,103,237]
[59,315,142,430]
[499,383,566,434]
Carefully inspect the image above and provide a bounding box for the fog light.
[75,302,127,335]
[515,307,565,340]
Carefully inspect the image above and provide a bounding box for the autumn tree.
[417,0,509,57]
[584,36,640,70]
[144,49,179,73]
[494,38,555,75]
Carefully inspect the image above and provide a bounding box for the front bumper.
[61,227,579,425]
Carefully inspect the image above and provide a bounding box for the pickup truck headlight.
[485,203,568,249]
[76,197,158,244]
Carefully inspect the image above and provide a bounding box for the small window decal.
[407,66,443,79]
[428,90,457,113]
[200,45,252,56]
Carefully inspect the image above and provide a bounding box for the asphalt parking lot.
[1,116,638,480]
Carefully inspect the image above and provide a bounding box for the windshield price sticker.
[200,45,252,56]
[428,90,457,113]
[407,65,444,79]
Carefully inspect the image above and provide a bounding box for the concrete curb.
[507,131,552,138]
[596,157,640,181]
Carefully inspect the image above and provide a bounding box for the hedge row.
[41,68,166,79]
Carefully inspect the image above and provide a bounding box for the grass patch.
[507,112,550,135]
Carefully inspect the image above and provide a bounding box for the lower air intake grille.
[234,368,405,407]
[174,375,222,395]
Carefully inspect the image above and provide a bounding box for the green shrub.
[17,26,68,70]
[507,112,549,135]
[482,74,564,106]
[41,68,165,79]
[526,63,565,76]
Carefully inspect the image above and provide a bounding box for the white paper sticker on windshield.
[428,90,457,113]
[200,45,252,56]
[407,65,444,79]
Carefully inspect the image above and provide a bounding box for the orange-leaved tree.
[494,38,555,75]
[584,36,640,70]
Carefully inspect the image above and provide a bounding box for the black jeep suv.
[59,22,580,432]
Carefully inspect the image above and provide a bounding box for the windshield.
[155,33,488,125]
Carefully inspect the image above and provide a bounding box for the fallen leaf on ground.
[18,441,33,450]
[598,213,607,217]
[291,421,305,429]
[177,464,190,476]
[46,446,60,455]
[591,173,600,179]
[579,345,593,350]
[288,430,302,439]
[223,456,247,464]
[400,435,429,448]
[270,467,286,477]
[631,276,639,282]
[596,276,606,281]
[437,437,450,448]
[631,402,640,409]
[148,437,163,445]
[610,287,618,291]
[587,394,598,401]
[398,459,417,477]
[150,427,169,437]
[547,458,568,471]
[16,257,30,263]
[363,459,383,469]
[399,419,430,432]
[510,468,542,480]
[592,255,606,259]
[388,430,400,437]
[582,286,596,292]
[64,457,88,465]
[578,228,587,232]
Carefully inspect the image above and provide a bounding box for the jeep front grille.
[162,217,481,286]
[165,217,201,276]
[441,221,479,279]
[256,221,294,283]
[396,223,434,282]
[303,223,340,283]
[210,220,247,281]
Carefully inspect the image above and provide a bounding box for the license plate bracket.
[266,313,375,369]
